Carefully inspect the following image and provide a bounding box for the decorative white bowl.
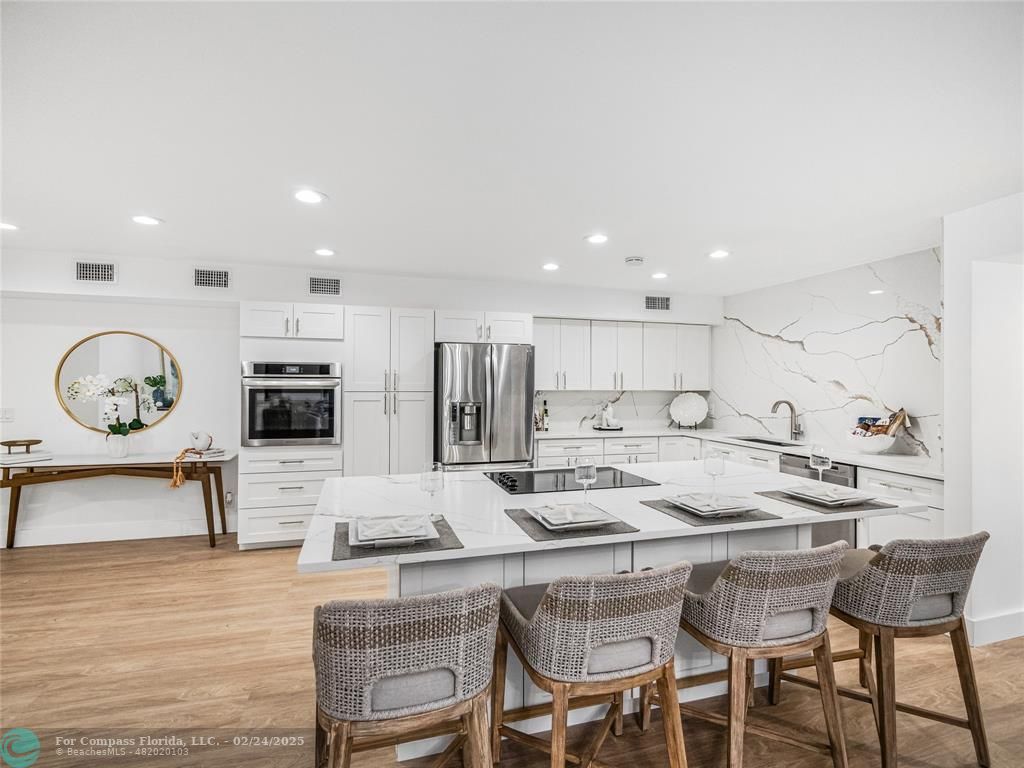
[844,433,896,454]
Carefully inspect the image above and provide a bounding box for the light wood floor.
[2,533,1022,767]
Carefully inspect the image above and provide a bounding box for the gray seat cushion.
[503,583,656,674]
[910,593,954,621]
[370,668,456,712]
[838,548,877,581]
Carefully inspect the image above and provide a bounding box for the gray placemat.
[504,508,639,541]
[640,499,780,526]
[332,516,464,561]
[755,490,898,515]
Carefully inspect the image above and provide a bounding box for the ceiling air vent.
[645,295,671,311]
[308,274,342,297]
[193,267,231,289]
[75,261,117,284]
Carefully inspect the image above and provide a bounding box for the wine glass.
[420,461,444,499]
[575,462,598,507]
[809,445,832,483]
[704,450,725,502]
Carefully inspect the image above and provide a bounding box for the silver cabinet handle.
[487,325,492,339]
[385,369,389,390]
[295,317,301,336]
[749,456,772,463]
[561,446,584,451]
[277,520,305,526]
[879,481,916,493]
[284,317,290,336]
[624,443,643,448]
[562,371,567,389]
[477,325,483,339]
[612,372,616,388]
[278,459,305,464]
[384,393,387,414]
[393,370,398,390]
[555,371,560,390]
[277,486,305,491]
[393,393,397,415]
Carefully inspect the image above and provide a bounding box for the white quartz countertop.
[297,460,923,573]
[535,426,942,481]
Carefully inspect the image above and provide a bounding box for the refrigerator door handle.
[483,346,494,463]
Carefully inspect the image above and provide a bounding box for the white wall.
[708,248,942,464]
[0,296,240,546]
[943,192,1024,646]
[2,249,724,325]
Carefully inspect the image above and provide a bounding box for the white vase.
[107,434,130,459]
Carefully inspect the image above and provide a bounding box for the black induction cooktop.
[485,467,660,495]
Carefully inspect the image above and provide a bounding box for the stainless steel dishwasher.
[779,453,857,547]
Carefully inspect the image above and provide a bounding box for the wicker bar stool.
[313,583,501,768]
[772,532,991,768]
[641,542,850,768]
[492,563,693,768]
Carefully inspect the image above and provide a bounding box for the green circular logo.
[0,729,40,768]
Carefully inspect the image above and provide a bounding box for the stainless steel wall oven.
[241,362,341,447]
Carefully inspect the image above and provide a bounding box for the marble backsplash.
[709,248,942,463]
[534,390,682,432]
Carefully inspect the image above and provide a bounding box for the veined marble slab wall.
[535,390,678,432]
[710,248,942,464]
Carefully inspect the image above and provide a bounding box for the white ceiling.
[2,2,1021,296]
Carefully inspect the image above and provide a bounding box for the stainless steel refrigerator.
[434,342,535,470]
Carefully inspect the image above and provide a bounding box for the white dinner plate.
[780,487,875,507]
[525,504,618,531]
[350,515,439,546]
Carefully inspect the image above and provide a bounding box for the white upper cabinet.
[642,323,677,390]
[390,308,435,391]
[344,306,435,392]
[240,301,344,340]
[677,324,710,390]
[240,302,293,338]
[591,321,642,390]
[294,303,345,339]
[435,310,533,344]
[534,318,591,390]
[641,323,710,390]
[345,306,391,391]
[435,310,484,343]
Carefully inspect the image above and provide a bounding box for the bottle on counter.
[542,400,550,431]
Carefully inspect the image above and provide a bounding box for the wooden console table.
[1,451,237,549]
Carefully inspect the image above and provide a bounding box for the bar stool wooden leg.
[637,682,653,732]
[745,659,755,707]
[327,721,352,768]
[490,630,508,763]
[656,661,689,768]
[315,709,327,768]
[950,618,991,767]
[611,691,624,737]
[813,633,849,768]
[463,692,492,768]
[728,649,749,768]
[767,658,783,705]
[874,627,897,768]
[550,682,570,768]
[858,630,873,688]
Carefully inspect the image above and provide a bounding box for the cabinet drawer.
[741,448,779,469]
[537,457,572,468]
[857,468,944,509]
[239,506,314,545]
[238,471,334,509]
[857,507,944,547]
[536,439,604,458]
[239,448,343,474]
[659,436,702,461]
[604,437,659,456]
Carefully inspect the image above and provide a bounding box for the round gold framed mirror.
[55,331,184,434]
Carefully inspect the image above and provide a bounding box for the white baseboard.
[5,517,236,548]
[967,608,1024,646]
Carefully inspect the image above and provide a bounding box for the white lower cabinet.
[237,446,343,549]
[659,435,702,461]
[703,440,779,470]
[343,391,433,477]
[856,468,944,544]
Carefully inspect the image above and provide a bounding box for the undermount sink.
[728,435,800,447]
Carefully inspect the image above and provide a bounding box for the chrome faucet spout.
[771,399,804,441]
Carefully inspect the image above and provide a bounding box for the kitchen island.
[298,459,921,760]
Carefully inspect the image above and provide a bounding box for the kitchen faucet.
[771,400,804,441]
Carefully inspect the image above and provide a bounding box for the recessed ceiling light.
[314,248,335,257]
[868,289,885,295]
[294,189,327,204]
[131,215,162,226]
[708,249,729,259]
[651,272,668,279]
[0,222,18,231]
[542,263,559,271]
[584,233,608,245]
